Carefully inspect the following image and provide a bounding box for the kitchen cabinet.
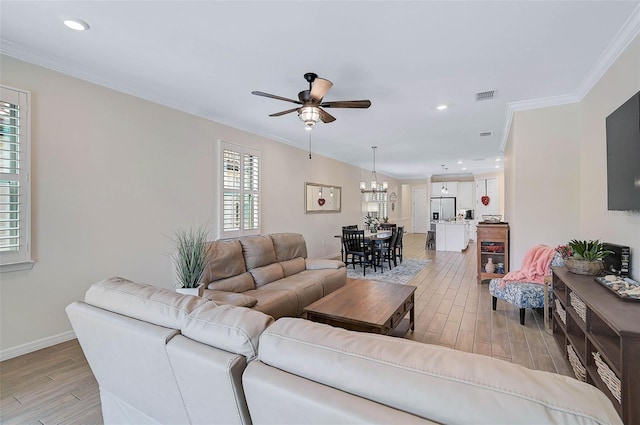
[457,181,474,209]
[435,221,469,252]
[476,222,509,283]
[431,181,457,197]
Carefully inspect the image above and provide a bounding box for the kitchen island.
[435,221,470,252]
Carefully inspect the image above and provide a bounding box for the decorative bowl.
[482,215,502,223]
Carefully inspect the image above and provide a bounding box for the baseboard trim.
[0,330,76,361]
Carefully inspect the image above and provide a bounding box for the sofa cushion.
[243,289,299,320]
[270,233,308,261]
[256,276,323,315]
[202,290,259,308]
[182,303,273,361]
[280,257,306,277]
[202,239,247,283]
[298,268,347,296]
[206,272,255,293]
[305,259,345,270]
[250,263,285,287]
[239,235,277,270]
[85,277,209,330]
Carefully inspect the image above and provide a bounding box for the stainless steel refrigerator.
[430,197,456,221]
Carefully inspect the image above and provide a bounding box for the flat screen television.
[605,90,640,211]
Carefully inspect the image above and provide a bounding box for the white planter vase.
[176,284,204,297]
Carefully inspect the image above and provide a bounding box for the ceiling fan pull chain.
[308,131,312,159]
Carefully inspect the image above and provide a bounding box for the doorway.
[412,186,428,233]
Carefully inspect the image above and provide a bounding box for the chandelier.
[360,146,388,193]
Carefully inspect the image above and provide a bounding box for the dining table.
[336,230,392,263]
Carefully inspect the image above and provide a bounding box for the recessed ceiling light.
[462,167,467,170]
[436,104,448,111]
[457,160,463,164]
[495,158,501,162]
[64,18,90,31]
[495,165,500,169]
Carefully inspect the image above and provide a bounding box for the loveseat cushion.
[239,235,277,269]
[181,303,273,361]
[305,259,345,270]
[250,263,285,287]
[243,289,299,320]
[258,318,621,425]
[269,233,308,261]
[201,239,247,283]
[202,290,259,308]
[206,272,255,293]
[255,275,324,315]
[85,277,209,330]
[279,257,306,277]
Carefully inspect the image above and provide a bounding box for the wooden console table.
[552,267,640,424]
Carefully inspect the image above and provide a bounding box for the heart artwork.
[317,198,326,206]
[481,195,490,206]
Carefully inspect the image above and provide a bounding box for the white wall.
[505,35,640,275]
[0,56,399,358]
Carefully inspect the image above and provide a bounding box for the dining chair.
[374,226,398,271]
[379,223,397,230]
[393,226,404,265]
[342,229,375,276]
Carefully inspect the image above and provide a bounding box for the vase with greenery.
[170,225,209,296]
[558,239,613,276]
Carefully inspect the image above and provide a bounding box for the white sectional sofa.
[66,277,622,425]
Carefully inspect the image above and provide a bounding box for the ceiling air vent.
[479,131,493,137]
[475,90,496,101]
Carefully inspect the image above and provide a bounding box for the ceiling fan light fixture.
[298,106,319,129]
[63,18,90,31]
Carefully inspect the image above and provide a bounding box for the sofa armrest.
[305,259,345,270]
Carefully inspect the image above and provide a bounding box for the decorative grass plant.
[170,225,209,289]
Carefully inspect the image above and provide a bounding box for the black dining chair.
[393,226,405,265]
[374,226,398,271]
[343,229,375,276]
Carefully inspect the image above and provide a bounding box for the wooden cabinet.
[552,267,640,425]
[476,223,509,284]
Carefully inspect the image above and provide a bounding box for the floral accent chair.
[489,252,564,325]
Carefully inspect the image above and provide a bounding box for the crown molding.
[501,3,640,151]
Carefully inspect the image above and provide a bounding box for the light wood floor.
[0,233,572,424]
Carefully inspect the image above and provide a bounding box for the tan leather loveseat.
[200,233,346,319]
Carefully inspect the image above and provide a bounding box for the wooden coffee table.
[304,280,416,336]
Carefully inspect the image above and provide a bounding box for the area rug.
[345,258,430,285]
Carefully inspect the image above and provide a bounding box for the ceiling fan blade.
[318,108,336,123]
[320,100,372,109]
[269,108,300,117]
[252,91,302,105]
[310,78,333,101]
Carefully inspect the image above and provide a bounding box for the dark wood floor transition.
[0,232,571,424]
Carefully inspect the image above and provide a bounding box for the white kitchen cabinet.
[457,181,474,209]
[431,181,457,197]
[435,221,469,252]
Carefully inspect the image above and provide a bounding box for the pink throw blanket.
[501,244,556,286]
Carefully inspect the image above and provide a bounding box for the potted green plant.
[561,239,613,276]
[170,225,209,296]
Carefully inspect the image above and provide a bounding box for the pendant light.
[360,146,388,193]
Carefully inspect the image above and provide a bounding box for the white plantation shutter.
[0,86,32,271]
[221,142,260,238]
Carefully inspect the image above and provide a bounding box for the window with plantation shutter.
[220,142,260,238]
[1,86,32,272]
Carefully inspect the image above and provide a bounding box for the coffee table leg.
[410,295,415,331]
